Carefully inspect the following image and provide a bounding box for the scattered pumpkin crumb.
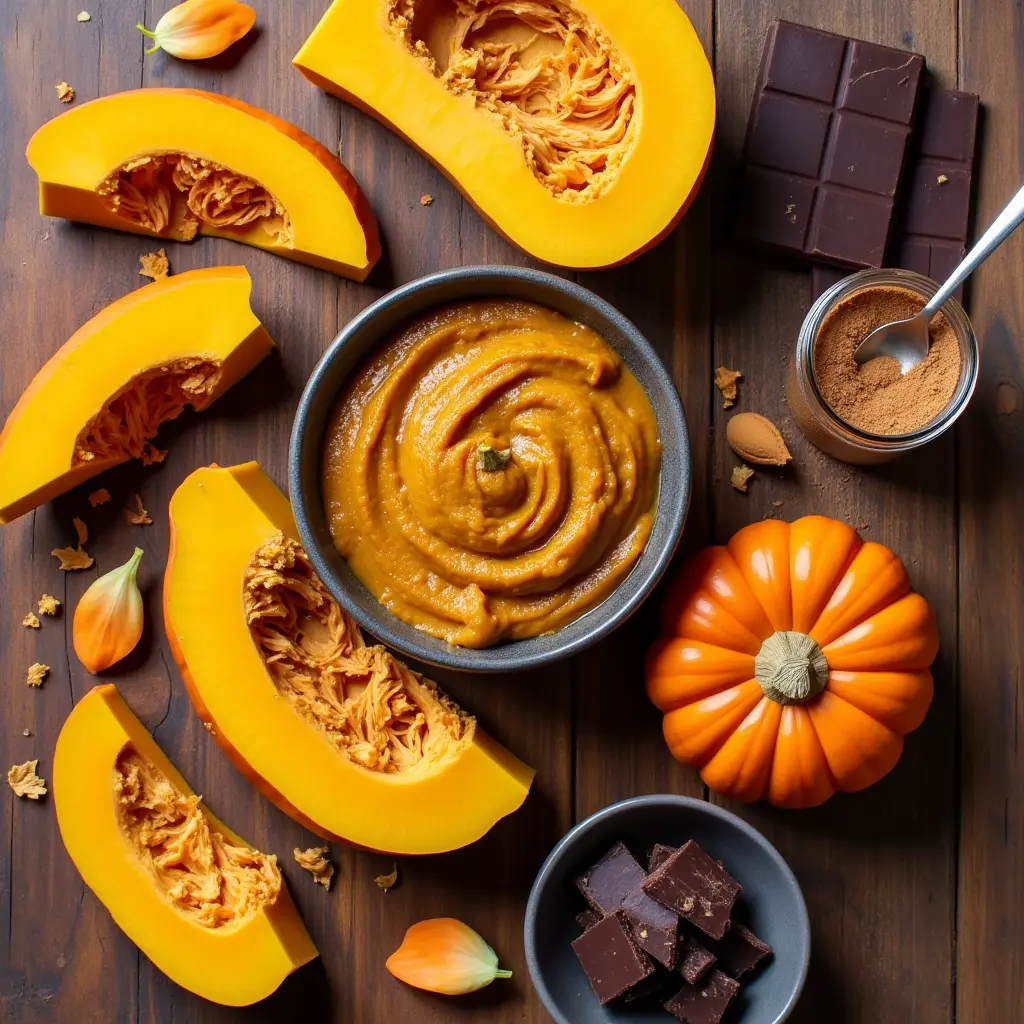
[374,864,399,892]
[715,366,742,408]
[772,499,784,507]
[293,847,334,890]
[22,729,31,738]
[937,174,949,185]
[52,546,94,571]
[88,488,111,507]
[139,249,170,282]
[22,612,41,629]
[73,517,88,545]
[56,81,75,104]
[8,760,47,799]
[76,10,91,22]
[731,465,755,493]
[38,594,60,616]
[26,663,49,687]
[126,494,152,526]
[857,521,871,531]
[419,194,434,206]
[784,202,797,224]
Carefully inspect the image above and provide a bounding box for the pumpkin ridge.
[799,532,863,633]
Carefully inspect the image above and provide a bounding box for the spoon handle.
[924,181,1024,319]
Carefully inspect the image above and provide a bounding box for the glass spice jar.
[786,268,980,465]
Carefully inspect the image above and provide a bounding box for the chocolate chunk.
[621,884,678,969]
[678,935,716,985]
[576,907,601,932]
[893,88,979,300]
[708,922,772,979]
[622,970,673,1004]
[737,20,924,269]
[570,910,654,1005]
[641,840,741,940]
[576,841,646,915]
[664,969,740,1024]
[649,843,678,872]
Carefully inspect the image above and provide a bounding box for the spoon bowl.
[854,311,931,372]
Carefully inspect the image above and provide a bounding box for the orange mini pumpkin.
[646,516,938,809]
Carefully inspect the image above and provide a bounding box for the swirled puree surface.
[322,300,661,648]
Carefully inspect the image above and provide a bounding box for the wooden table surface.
[2,1,1022,1021]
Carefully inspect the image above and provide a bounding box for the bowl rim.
[288,264,690,673]
[523,794,811,1024]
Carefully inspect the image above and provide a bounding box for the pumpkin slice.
[26,88,380,279]
[53,684,317,1006]
[164,462,535,854]
[0,267,272,524]
[294,0,714,268]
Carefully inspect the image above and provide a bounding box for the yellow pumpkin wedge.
[26,88,380,279]
[0,267,271,524]
[164,462,536,854]
[53,684,317,1006]
[293,0,714,269]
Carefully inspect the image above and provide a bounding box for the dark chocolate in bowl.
[289,266,690,673]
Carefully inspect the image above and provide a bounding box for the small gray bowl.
[525,796,810,1024]
[289,266,690,673]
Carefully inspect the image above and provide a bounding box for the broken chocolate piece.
[642,840,741,940]
[678,935,717,985]
[649,842,678,873]
[570,910,655,1005]
[621,884,678,969]
[576,907,601,932]
[708,922,772,979]
[576,841,646,915]
[664,969,740,1024]
[737,20,924,269]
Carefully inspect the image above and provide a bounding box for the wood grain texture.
[0,0,1019,1022]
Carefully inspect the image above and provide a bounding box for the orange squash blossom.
[386,918,512,995]
[646,516,938,809]
[138,0,255,60]
[73,547,145,674]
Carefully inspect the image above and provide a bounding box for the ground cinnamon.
[813,285,962,435]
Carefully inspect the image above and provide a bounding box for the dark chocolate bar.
[649,842,678,873]
[895,88,979,297]
[621,884,678,969]
[738,20,924,269]
[570,910,655,1005]
[664,969,741,1024]
[576,841,646,915]
[642,841,741,940]
[708,922,772,979]
[678,935,716,985]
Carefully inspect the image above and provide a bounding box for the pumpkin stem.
[755,631,828,705]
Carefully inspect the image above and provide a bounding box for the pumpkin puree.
[322,300,660,647]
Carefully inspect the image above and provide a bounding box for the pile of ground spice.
[813,285,962,435]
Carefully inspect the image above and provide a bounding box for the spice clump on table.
[814,285,962,434]
[571,839,771,1019]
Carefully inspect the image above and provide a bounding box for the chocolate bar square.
[708,922,772,979]
[641,841,741,940]
[678,935,716,985]
[738,20,924,269]
[621,884,678,969]
[664,969,741,1024]
[649,843,678,873]
[570,910,655,1005]
[576,841,646,915]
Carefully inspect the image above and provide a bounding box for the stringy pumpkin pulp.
[243,533,472,774]
[97,154,293,244]
[114,749,281,928]
[390,0,637,200]
[73,358,221,467]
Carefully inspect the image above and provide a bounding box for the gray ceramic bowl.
[289,266,690,673]
[525,796,810,1024]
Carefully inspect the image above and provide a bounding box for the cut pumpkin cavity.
[294,0,714,267]
[26,89,380,279]
[164,462,536,854]
[0,267,272,524]
[53,684,317,1006]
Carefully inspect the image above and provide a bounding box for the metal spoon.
[854,181,1024,372]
